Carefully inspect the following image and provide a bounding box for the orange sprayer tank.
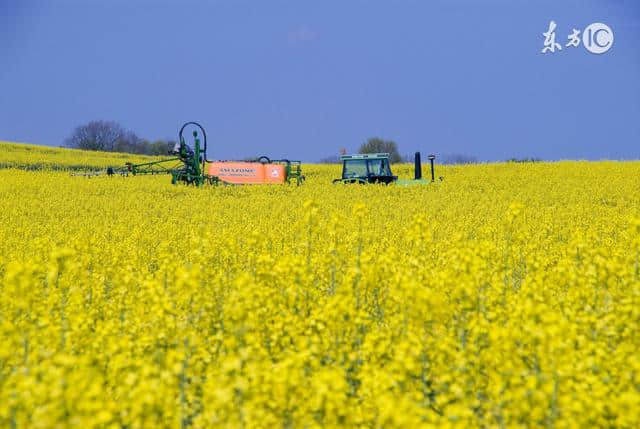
[264,164,286,183]
[207,162,286,184]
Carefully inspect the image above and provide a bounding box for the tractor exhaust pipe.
[414,152,422,180]
[428,154,436,182]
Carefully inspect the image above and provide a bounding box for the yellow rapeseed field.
[0,141,167,171]
[1,142,639,428]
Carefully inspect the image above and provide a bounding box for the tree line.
[64,120,174,156]
[320,138,541,164]
[319,137,480,165]
[66,121,539,163]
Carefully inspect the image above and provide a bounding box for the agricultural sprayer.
[78,122,304,186]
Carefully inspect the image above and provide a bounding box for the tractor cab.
[334,153,398,184]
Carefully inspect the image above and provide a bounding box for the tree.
[506,157,542,163]
[441,153,478,165]
[145,140,175,156]
[64,120,176,156]
[112,131,144,154]
[358,137,402,163]
[64,120,126,151]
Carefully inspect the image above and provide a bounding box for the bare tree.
[145,140,175,155]
[65,121,178,155]
[358,137,402,163]
[64,120,126,151]
[113,130,144,153]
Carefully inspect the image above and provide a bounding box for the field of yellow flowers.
[0,141,167,172]
[1,141,639,428]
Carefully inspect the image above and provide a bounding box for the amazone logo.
[219,168,257,173]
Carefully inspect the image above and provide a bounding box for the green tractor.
[333,153,396,184]
[333,152,437,185]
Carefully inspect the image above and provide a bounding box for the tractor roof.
[341,153,390,161]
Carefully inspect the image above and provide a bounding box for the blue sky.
[1,0,639,161]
